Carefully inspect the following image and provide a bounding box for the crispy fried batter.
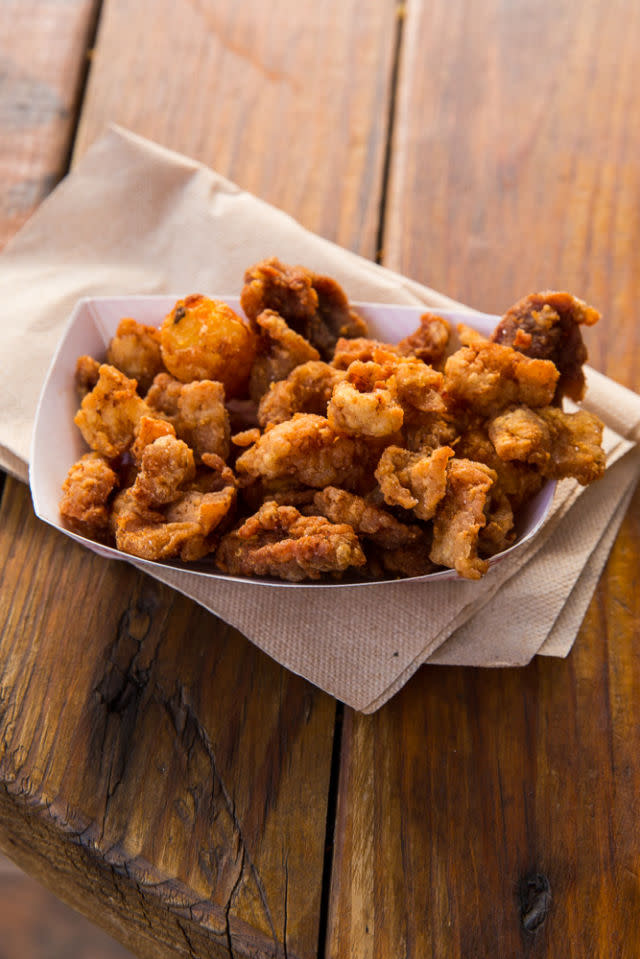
[327,363,404,438]
[131,415,176,465]
[257,361,345,427]
[131,435,195,507]
[110,452,236,562]
[491,291,600,402]
[236,413,379,491]
[249,309,320,402]
[311,487,422,549]
[392,358,445,415]
[74,364,149,458]
[396,312,452,367]
[75,355,101,398]
[215,501,366,581]
[331,337,400,369]
[402,411,461,453]
[375,445,454,520]
[479,485,515,556]
[106,317,164,393]
[241,257,367,360]
[146,373,230,461]
[60,452,118,541]
[430,458,496,580]
[456,424,544,511]
[444,341,558,415]
[372,531,436,578]
[489,406,605,484]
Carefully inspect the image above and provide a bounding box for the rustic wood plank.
[74,0,396,255]
[327,0,640,955]
[0,1,399,957]
[0,0,100,251]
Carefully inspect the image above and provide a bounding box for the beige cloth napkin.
[1,125,639,713]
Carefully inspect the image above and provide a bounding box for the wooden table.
[1,2,639,956]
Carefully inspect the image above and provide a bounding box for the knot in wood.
[519,872,551,932]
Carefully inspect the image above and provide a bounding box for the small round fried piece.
[160,295,256,395]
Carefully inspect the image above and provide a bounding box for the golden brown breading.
[248,309,320,402]
[371,531,437,578]
[327,370,404,438]
[311,487,422,549]
[430,458,497,580]
[331,336,400,369]
[75,355,101,398]
[146,373,230,461]
[402,411,461,453]
[106,317,164,393]
[215,501,366,581]
[60,452,118,541]
[160,295,256,395]
[131,435,196,507]
[375,445,454,520]
[392,358,446,415]
[456,424,544,512]
[110,453,236,562]
[257,361,345,428]
[396,312,452,367]
[489,406,605,485]
[74,364,149,458]
[479,485,515,556]
[235,413,379,491]
[241,257,367,360]
[443,341,559,416]
[131,415,176,465]
[491,291,600,402]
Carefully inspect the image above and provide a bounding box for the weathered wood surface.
[2,0,640,957]
[0,0,100,250]
[0,1,399,957]
[328,0,640,956]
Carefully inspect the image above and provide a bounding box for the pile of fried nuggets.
[60,258,606,582]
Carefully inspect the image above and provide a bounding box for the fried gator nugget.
[60,452,118,541]
[311,487,422,549]
[216,501,366,581]
[146,373,230,461]
[111,447,236,562]
[74,364,149,458]
[235,413,380,491]
[488,406,606,484]
[375,445,454,520]
[327,362,404,438]
[106,317,164,393]
[430,458,497,580]
[248,309,320,402]
[443,340,559,416]
[241,257,367,359]
[491,291,600,402]
[257,361,345,428]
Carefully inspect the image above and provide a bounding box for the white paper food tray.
[29,297,555,587]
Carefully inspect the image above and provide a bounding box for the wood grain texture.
[0,1,399,956]
[327,0,640,956]
[0,0,100,250]
[74,0,397,255]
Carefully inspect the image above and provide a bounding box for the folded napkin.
[1,126,639,712]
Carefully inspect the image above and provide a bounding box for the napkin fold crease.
[1,125,638,712]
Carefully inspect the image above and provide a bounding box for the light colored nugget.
[106,316,164,393]
[375,445,454,520]
[74,364,149,458]
[216,501,366,582]
[430,458,497,580]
